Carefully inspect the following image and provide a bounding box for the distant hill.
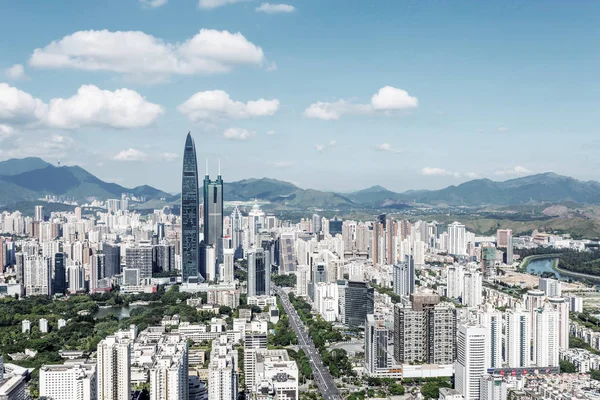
[0,160,172,206]
[2,157,600,209]
[0,157,51,176]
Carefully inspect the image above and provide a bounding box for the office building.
[97,335,131,400]
[253,350,299,400]
[365,314,394,377]
[102,243,121,278]
[0,376,26,400]
[53,252,66,295]
[456,324,487,400]
[40,362,97,400]
[221,248,234,283]
[342,281,374,328]
[203,164,224,273]
[248,247,270,297]
[496,229,512,247]
[279,232,295,274]
[181,132,200,282]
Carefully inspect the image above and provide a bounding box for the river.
[526,258,565,279]
[91,304,153,319]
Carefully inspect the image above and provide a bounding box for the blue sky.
[0,0,599,194]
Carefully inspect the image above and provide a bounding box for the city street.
[274,286,342,400]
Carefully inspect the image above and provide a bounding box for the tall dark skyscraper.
[182,133,200,281]
[202,166,223,275]
[53,252,66,295]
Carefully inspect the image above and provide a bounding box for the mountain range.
[2,157,600,209]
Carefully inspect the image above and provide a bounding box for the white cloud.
[4,64,28,80]
[266,130,276,135]
[0,124,15,139]
[269,161,293,168]
[256,3,296,13]
[304,86,418,120]
[314,144,325,152]
[0,83,47,123]
[29,29,264,80]
[329,140,337,146]
[113,148,148,161]
[465,172,481,179]
[160,152,178,161]
[371,86,419,110]
[140,0,168,7]
[266,62,278,71]
[421,167,460,178]
[0,83,163,129]
[314,140,337,152]
[178,90,279,122]
[198,0,247,9]
[375,143,402,154]
[495,166,531,177]
[223,128,254,140]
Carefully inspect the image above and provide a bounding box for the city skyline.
[1,1,599,193]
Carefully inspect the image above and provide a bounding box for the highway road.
[274,286,342,400]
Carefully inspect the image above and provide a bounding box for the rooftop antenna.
[205,158,209,176]
[218,158,221,176]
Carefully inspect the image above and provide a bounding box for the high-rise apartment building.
[34,205,44,222]
[125,244,153,280]
[479,307,503,369]
[505,303,531,368]
[548,297,570,350]
[393,256,415,298]
[181,132,200,282]
[149,334,189,400]
[208,335,238,400]
[97,335,131,400]
[456,324,487,400]
[479,374,508,400]
[448,222,467,256]
[24,255,51,296]
[534,305,559,368]
[365,314,395,377]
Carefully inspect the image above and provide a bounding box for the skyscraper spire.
[218,158,221,177]
[205,158,209,177]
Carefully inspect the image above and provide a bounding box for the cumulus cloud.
[375,143,402,154]
[269,161,293,168]
[0,124,15,139]
[4,64,28,80]
[0,83,163,129]
[29,29,265,80]
[140,0,168,7]
[304,86,417,120]
[465,172,481,179]
[495,166,531,177]
[266,130,276,135]
[256,3,296,13]
[329,140,337,146]
[198,0,247,9]
[314,144,325,152]
[223,128,254,140]
[421,167,461,178]
[160,152,178,161]
[113,148,148,161]
[178,90,279,122]
[314,139,337,153]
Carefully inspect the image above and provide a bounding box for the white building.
[479,374,507,400]
[448,222,467,256]
[568,296,583,313]
[21,320,31,333]
[534,304,559,367]
[24,255,51,296]
[479,307,502,369]
[462,270,482,307]
[456,324,487,400]
[97,335,131,400]
[539,277,561,297]
[295,265,309,297]
[149,334,189,400]
[39,362,97,400]
[505,304,531,368]
[39,318,49,333]
[253,349,299,400]
[221,248,235,283]
[313,282,339,322]
[208,335,238,400]
[548,297,570,350]
[365,314,396,377]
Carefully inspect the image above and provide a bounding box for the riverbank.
[518,253,563,272]
[521,254,600,284]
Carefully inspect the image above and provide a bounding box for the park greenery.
[271,274,297,287]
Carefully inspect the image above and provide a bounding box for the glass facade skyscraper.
[202,170,223,278]
[181,133,200,281]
